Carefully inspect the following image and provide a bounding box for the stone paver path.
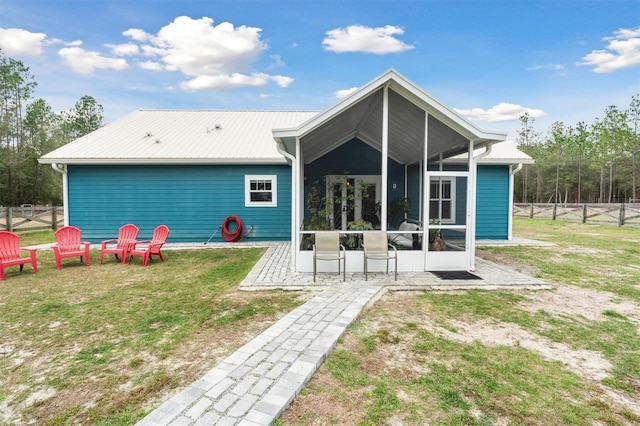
[137,241,550,425]
[137,282,382,426]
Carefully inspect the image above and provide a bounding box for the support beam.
[381,84,389,230]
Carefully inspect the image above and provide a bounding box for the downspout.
[276,140,298,272]
[469,143,492,270]
[51,163,69,226]
[508,163,523,240]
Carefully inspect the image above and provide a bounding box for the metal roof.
[448,142,535,164]
[39,110,319,165]
[273,69,508,165]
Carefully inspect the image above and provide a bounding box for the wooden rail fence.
[0,205,64,232]
[514,203,640,226]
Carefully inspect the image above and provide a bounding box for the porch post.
[292,137,302,271]
[467,139,476,271]
[422,112,429,270]
[381,84,389,230]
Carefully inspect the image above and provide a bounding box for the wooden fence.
[514,203,640,226]
[0,205,64,232]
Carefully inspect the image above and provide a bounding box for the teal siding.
[476,165,509,239]
[67,164,291,243]
[406,164,421,220]
[454,177,467,226]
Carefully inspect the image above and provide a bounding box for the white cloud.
[268,54,285,69]
[0,27,47,57]
[181,72,293,90]
[527,63,568,76]
[454,103,547,122]
[323,25,414,54]
[579,27,640,73]
[108,42,139,56]
[138,60,164,71]
[271,75,294,88]
[58,45,129,75]
[336,87,359,99]
[122,28,149,42]
[123,16,291,90]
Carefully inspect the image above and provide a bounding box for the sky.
[1,0,639,142]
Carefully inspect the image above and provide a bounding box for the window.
[429,178,455,223]
[245,175,277,207]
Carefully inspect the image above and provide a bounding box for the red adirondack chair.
[52,226,91,269]
[99,224,139,264]
[0,231,38,280]
[128,225,170,266]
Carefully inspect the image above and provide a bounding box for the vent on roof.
[206,124,222,133]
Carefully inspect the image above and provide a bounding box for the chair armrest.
[101,238,117,248]
[20,247,37,255]
[130,240,150,250]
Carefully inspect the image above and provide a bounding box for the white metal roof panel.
[40,110,319,165]
[448,142,535,164]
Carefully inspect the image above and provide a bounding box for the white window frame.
[429,177,456,224]
[245,175,277,207]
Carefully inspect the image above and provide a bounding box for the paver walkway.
[137,241,550,426]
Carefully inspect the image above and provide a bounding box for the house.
[39,69,532,273]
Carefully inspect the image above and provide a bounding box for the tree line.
[2,49,638,207]
[515,94,640,204]
[0,50,104,206]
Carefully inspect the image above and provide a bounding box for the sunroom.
[273,69,507,274]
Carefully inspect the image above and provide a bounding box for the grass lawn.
[280,219,640,425]
[0,232,309,425]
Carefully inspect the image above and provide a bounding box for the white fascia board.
[38,157,289,165]
[478,157,535,165]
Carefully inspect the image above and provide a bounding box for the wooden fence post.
[529,203,534,219]
[7,207,13,232]
[552,203,557,220]
[619,203,625,227]
[582,204,587,223]
[52,207,58,231]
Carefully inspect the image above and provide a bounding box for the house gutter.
[276,140,298,271]
[51,163,69,226]
[508,163,523,240]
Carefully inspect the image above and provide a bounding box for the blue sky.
[1,0,639,141]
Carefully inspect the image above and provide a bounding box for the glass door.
[327,175,381,230]
[425,171,471,270]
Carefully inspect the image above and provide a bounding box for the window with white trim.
[245,175,277,207]
[429,177,455,223]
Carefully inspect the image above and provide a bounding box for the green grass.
[0,231,306,425]
[281,219,640,425]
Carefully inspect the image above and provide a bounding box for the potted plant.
[429,219,446,251]
[387,197,409,229]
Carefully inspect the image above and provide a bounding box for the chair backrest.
[55,226,82,251]
[150,225,170,245]
[117,224,139,248]
[315,231,340,253]
[0,231,20,260]
[363,231,388,252]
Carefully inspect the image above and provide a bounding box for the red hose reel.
[221,215,253,242]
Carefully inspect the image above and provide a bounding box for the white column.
[381,84,389,230]
[291,137,301,271]
[467,140,476,271]
[422,112,429,270]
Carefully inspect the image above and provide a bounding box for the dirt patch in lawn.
[282,285,640,424]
